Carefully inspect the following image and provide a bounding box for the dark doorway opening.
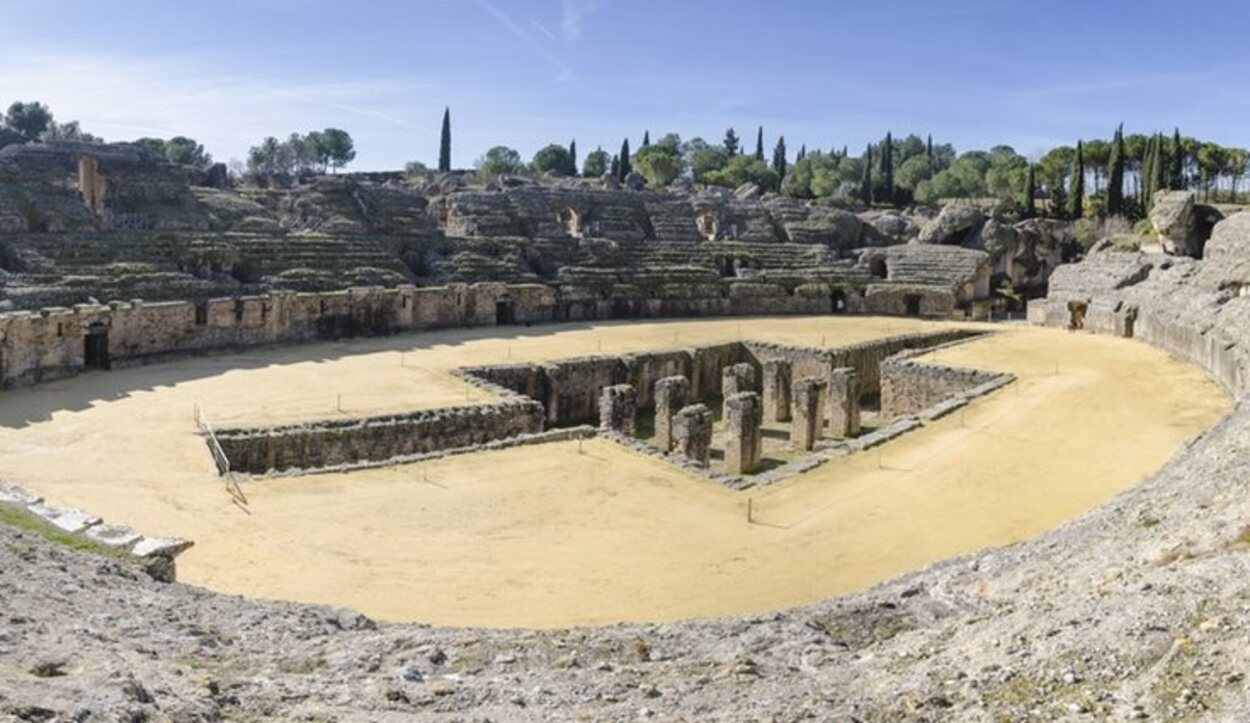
[904,294,922,317]
[496,301,516,325]
[1068,301,1087,331]
[831,289,848,314]
[84,322,110,370]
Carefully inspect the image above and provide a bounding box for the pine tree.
[861,144,874,204]
[1066,141,1085,220]
[879,132,895,204]
[568,140,578,176]
[642,131,650,148]
[438,107,452,173]
[772,136,787,185]
[1170,128,1184,190]
[723,128,740,156]
[618,138,632,181]
[1025,164,1036,218]
[754,126,764,162]
[1107,124,1125,215]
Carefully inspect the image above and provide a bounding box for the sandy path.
[0,318,1228,628]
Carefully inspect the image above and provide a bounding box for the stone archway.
[557,207,582,238]
[84,322,110,370]
[697,212,719,241]
[1068,301,1088,331]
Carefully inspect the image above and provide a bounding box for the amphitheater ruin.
[3,141,1250,719]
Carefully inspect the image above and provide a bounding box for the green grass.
[0,502,130,559]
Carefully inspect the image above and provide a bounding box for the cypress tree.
[1066,141,1085,220]
[842,145,848,160]
[642,131,650,148]
[438,107,452,173]
[1170,128,1184,190]
[1152,133,1167,205]
[797,144,807,162]
[618,139,632,181]
[879,132,895,204]
[861,144,874,204]
[610,154,620,179]
[723,128,739,156]
[568,139,578,176]
[754,126,765,162]
[772,136,787,185]
[926,134,935,174]
[1024,164,1036,218]
[1141,135,1155,210]
[1108,124,1125,215]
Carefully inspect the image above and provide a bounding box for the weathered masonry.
[0,282,984,390]
[215,400,545,475]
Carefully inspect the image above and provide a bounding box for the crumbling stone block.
[671,404,713,467]
[790,376,828,451]
[598,384,638,436]
[654,375,691,451]
[723,392,763,475]
[721,362,755,399]
[762,359,792,423]
[827,367,861,439]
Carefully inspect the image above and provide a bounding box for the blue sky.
[3,0,1250,170]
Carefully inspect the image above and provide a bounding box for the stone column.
[654,375,691,451]
[723,392,763,475]
[721,362,755,399]
[790,377,827,451]
[598,384,638,436]
[827,368,861,439]
[671,404,713,467]
[761,359,792,423]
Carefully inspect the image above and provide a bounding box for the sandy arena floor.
[0,317,1229,628]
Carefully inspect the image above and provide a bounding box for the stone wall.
[215,399,544,475]
[747,329,986,397]
[879,351,1009,419]
[0,282,558,388]
[0,278,963,390]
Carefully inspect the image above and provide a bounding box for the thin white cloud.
[560,0,604,41]
[530,19,556,40]
[474,0,575,81]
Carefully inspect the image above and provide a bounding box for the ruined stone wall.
[748,330,986,398]
[215,399,544,475]
[0,283,559,388]
[879,352,1007,419]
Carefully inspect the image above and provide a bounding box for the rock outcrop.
[916,203,985,246]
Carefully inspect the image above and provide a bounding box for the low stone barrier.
[215,400,545,475]
[0,480,192,581]
[879,348,1012,420]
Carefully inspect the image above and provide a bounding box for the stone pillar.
[761,359,792,422]
[598,384,638,436]
[827,368,861,439]
[721,362,755,399]
[671,404,713,467]
[790,377,827,451]
[723,392,763,475]
[653,375,691,451]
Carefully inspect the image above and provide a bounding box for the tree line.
[430,107,1250,221]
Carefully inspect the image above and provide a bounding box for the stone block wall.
[879,353,1007,419]
[215,399,544,475]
